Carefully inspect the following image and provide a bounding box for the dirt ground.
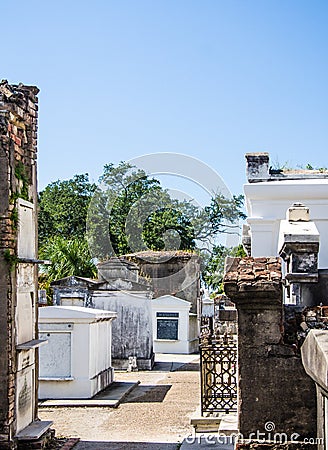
[39,355,200,450]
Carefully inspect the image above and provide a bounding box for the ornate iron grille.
[200,316,237,414]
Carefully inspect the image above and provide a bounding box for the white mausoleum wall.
[91,290,154,369]
[244,179,328,268]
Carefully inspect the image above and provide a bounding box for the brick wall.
[0,80,39,449]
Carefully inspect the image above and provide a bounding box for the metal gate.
[200,314,237,415]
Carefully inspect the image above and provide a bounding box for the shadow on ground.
[75,441,178,449]
[152,360,200,373]
[122,384,172,403]
[174,362,200,372]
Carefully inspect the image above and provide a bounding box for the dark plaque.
[157,319,178,340]
[156,312,179,318]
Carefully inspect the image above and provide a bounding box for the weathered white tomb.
[51,258,154,370]
[151,295,198,354]
[38,306,116,399]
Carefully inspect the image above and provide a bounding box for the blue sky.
[2,0,328,198]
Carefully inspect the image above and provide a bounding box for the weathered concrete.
[246,152,328,183]
[245,152,270,182]
[51,276,98,307]
[124,251,201,313]
[278,204,320,287]
[224,257,317,441]
[92,290,154,370]
[299,269,328,307]
[52,260,155,370]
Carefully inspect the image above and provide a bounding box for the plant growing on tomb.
[10,207,19,231]
[14,161,30,201]
[3,249,19,271]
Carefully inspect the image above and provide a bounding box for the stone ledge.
[15,421,53,440]
[190,416,222,433]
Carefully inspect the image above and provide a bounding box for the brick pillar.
[0,81,39,449]
[224,257,316,441]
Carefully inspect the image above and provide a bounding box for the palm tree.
[39,236,97,282]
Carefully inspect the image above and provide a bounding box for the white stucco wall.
[244,179,328,268]
[38,306,116,399]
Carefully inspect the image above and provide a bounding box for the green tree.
[202,244,246,295]
[87,162,246,260]
[193,194,246,250]
[142,204,195,251]
[38,174,97,246]
[87,162,197,258]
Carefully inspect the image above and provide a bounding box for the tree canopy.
[202,244,246,295]
[87,162,200,258]
[38,174,97,246]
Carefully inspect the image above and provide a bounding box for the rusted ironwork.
[200,315,237,414]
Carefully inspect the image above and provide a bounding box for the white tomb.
[244,153,328,267]
[38,306,117,399]
[151,295,198,354]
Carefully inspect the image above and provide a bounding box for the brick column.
[224,257,316,441]
[0,81,40,449]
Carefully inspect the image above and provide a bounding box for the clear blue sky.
[2,0,328,196]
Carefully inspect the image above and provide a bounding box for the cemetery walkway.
[39,354,200,450]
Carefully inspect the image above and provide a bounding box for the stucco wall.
[244,179,328,268]
[91,290,154,369]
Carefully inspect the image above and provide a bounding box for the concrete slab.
[15,420,53,440]
[39,381,139,407]
[218,414,238,436]
[189,408,236,435]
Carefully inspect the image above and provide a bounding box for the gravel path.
[39,355,200,449]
